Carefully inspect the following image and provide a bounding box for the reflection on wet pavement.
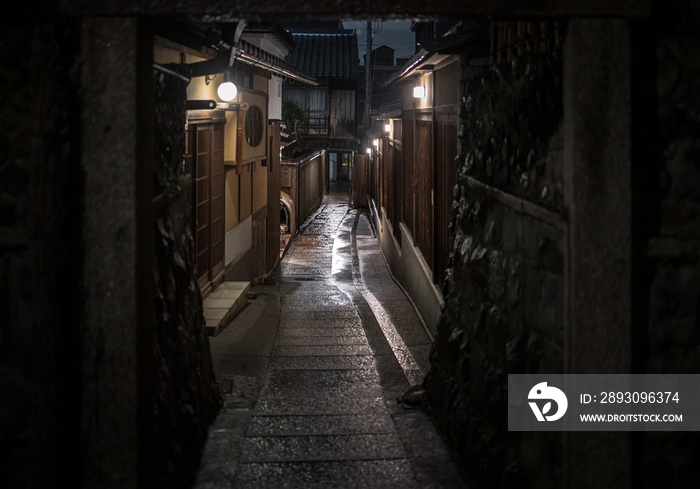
[221,189,465,488]
[346,216,425,386]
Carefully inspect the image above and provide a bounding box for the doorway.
[328,151,353,183]
[185,112,226,295]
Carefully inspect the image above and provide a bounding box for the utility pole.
[365,20,372,128]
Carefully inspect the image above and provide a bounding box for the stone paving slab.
[391,412,459,460]
[276,326,366,338]
[279,279,333,287]
[283,250,333,257]
[280,318,363,329]
[246,414,395,436]
[392,412,467,488]
[254,397,388,416]
[282,303,356,313]
[274,335,369,346]
[278,266,331,275]
[282,262,334,271]
[374,300,430,345]
[259,369,382,400]
[269,355,376,371]
[282,310,361,320]
[294,235,335,245]
[271,344,374,357]
[282,291,350,301]
[239,433,406,463]
[282,295,354,305]
[232,460,419,489]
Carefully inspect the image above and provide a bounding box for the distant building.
[358,45,403,124]
[283,27,360,184]
[363,44,395,66]
[411,20,454,52]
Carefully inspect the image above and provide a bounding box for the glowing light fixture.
[413,86,425,99]
[366,148,372,155]
[373,139,379,147]
[217,81,238,101]
[384,124,391,133]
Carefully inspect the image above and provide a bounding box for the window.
[245,105,263,147]
[238,68,254,89]
[282,87,328,134]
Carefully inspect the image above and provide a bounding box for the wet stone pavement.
[197,190,466,488]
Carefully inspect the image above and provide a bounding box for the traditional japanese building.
[154,21,318,292]
[282,27,360,184]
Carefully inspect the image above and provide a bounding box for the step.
[203,281,251,336]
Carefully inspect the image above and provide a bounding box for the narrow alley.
[196,186,466,488]
[8,4,700,488]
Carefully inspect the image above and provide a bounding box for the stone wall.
[642,20,700,488]
[647,35,700,376]
[152,70,221,488]
[426,7,700,487]
[424,50,566,488]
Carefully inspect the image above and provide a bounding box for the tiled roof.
[286,32,359,80]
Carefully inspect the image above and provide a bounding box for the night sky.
[342,20,418,64]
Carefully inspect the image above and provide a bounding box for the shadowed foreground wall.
[0,15,221,488]
[425,7,700,488]
[0,16,83,488]
[424,49,566,488]
[642,12,700,486]
[152,70,222,488]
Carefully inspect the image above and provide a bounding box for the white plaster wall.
[268,76,282,120]
[225,215,252,266]
[376,208,444,335]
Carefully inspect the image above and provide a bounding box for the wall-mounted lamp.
[372,139,379,147]
[413,86,425,99]
[217,69,238,102]
[218,81,238,102]
[366,148,372,155]
[384,124,391,133]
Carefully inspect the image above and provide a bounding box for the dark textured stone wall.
[647,36,700,374]
[426,7,700,487]
[642,28,700,488]
[459,56,564,211]
[0,15,83,489]
[424,51,566,488]
[152,70,221,489]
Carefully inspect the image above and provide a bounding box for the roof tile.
[286,32,359,80]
